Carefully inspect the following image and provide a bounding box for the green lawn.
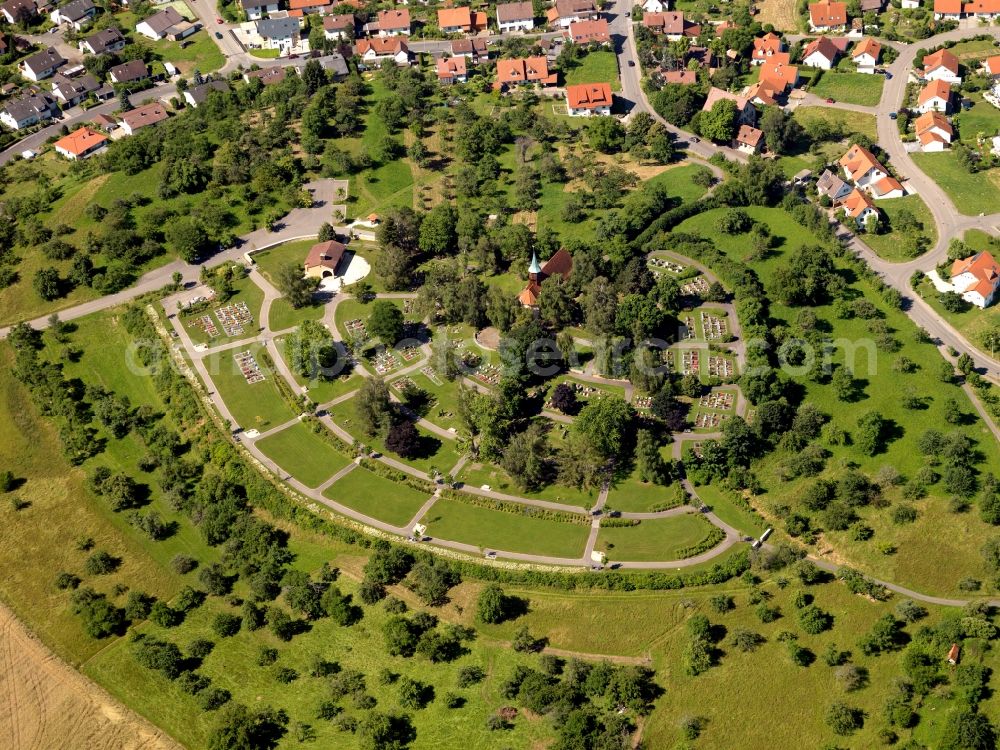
[203,342,297,431]
[251,239,317,286]
[954,95,1000,141]
[791,106,877,140]
[248,48,280,59]
[595,514,721,562]
[267,297,325,332]
[562,50,621,91]
[809,72,884,106]
[255,421,352,488]
[861,194,938,262]
[322,465,431,526]
[642,162,714,205]
[604,467,678,514]
[422,497,590,558]
[912,151,1000,216]
[458,461,601,508]
[919,277,1000,356]
[693,483,767,538]
[271,334,361,405]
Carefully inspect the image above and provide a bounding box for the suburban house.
[950,251,1000,308]
[304,240,347,279]
[375,8,410,36]
[90,113,119,132]
[841,188,879,227]
[518,248,573,307]
[244,66,288,85]
[751,33,783,65]
[320,52,349,79]
[288,0,331,16]
[241,0,279,21]
[852,37,881,73]
[984,55,1000,76]
[566,18,609,45]
[322,13,354,40]
[641,0,667,10]
[933,0,963,17]
[496,1,533,32]
[839,143,887,188]
[19,47,66,82]
[816,169,852,202]
[735,124,764,154]
[870,175,905,199]
[546,0,599,29]
[860,0,885,11]
[0,92,58,130]
[808,0,847,31]
[184,79,229,107]
[0,0,36,24]
[643,11,700,39]
[80,27,126,55]
[495,56,557,87]
[964,0,1000,18]
[50,0,96,30]
[802,36,841,69]
[255,17,303,54]
[120,102,168,136]
[917,79,951,113]
[564,82,612,116]
[109,59,148,85]
[915,110,953,150]
[451,37,488,62]
[923,48,961,84]
[662,69,697,84]
[50,72,105,105]
[753,51,799,98]
[436,55,467,84]
[355,37,411,66]
[703,86,756,126]
[53,126,107,160]
[135,7,185,41]
[437,6,487,33]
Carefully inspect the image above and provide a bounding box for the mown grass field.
[562,50,622,91]
[322,465,431,526]
[861,193,938,262]
[792,106,878,140]
[255,421,352,488]
[251,240,317,287]
[912,151,1000,216]
[202,343,297,431]
[810,73,884,107]
[596,514,720,562]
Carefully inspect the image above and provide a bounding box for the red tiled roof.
[839,143,886,182]
[496,56,556,85]
[951,252,1000,298]
[736,124,763,148]
[852,36,881,60]
[809,0,847,26]
[436,55,467,79]
[924,48,959,75]
[918,79,951,105]
[985,54,1000,74]
[53,126,106,156]
[305,240,347,270]
[566,82,612,109]
[759,51,798,90]
[842,188,875,218]
[935,0,962,11]
[438,6,472,28]
[377,8,409,30]
[752,32,782,60]
[567,18,609,44]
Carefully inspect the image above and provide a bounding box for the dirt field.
[756,0,801,31]
[0,603,181,750]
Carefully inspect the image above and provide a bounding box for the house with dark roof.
[451,37,488,62]
[0,0,37,24]
[184,79,229,107]
[0,92,58,130]
[304,240,348,279]
[19,47,66,82]
[497,1,533,32]
[121,101,168,135]
[816,169,851,201]
[50,72,104,105]
[643,11,701,39]
[244,66,288,85]
[256,17,302,54]
[136,7,185,41]
[241,0,278,21]
[546,0,598,28]
[323,13,354,40]
[80,27,126,55]
[49,0,95,30]
[109,59,148,84]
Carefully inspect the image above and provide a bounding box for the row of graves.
[678,310,729,342]
[693,388,736,430]
[662,348,735,379]
[234,350,266,384]
[188,300,254,340]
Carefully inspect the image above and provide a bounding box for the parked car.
[215,32,223,39]
[885,72,893,79]
[216,16,223,23]
[888,111,897,120]
[627,60,635,67]
[825,97,835,103]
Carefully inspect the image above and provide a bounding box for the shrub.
[212,613,242,637]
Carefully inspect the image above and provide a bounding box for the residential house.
[841,188,879,227]
[870,175,905,199]
[135,7,185,41]
[320,52,349,78]
[915,110,953,150]
[662,69,696,84]
[641,0,667,10]
[566,18,609,45]
[0,92,57,130]
[643,11,700,39]
[702,86,756,126]
[565,81,612,116]
[546,0,599,29]
[852,36,880,73]
[80,27,126,55]
[984,55,1000,76]
[50,0,96,30]
[19,47,65,82]
[916,79,951,113]
[241,0,279,21]
[323,13,354,40]
[90,112,118,132]
[839,143,887,188]
[802,36,840,69]
[53,125,107,160]
[496,1,533,32]
[304,240,348,279]
[375,8,410,36]
[50,72,102,105]
[933,0,963,17]
[355,37,410,66]
[287,0,330,15]
[184,79,229,107]
[751,32,783,65]
[518,248,573,306]
[436,55,467,83]
[735,124,764,154]
[244,66,288,85]
[109,59,148,84]
[816,169,852,201]
[495,56,557,86]
[964,0,1000,18]
[437,6,487,33]
[859,0,885,11]
[451,37,488,62]
[951,252,1000,308]
[758,51,799,93]
[923,48,961,84]
[0,0,36,24]
[808,0,847,31]
[256,17,303,54]
[120,102,168,135]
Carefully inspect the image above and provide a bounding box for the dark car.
[885,72,893,79]
[214,31,222,39]
[888,111,897,120]
[627,60,635,67]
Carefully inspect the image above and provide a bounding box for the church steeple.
[528,252,542,280]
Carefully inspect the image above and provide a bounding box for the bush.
[213,613,242,637]
[457,665,486,688]
[55,571,81,590]
[826,702,862,735]
[171,554,198,574]
[84,550,120,575]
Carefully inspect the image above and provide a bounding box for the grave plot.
[680,350,700,375]
[681,276,710,297]
[701,311,728,340]
[391,377,416,393]
[662,349,675,371]
[397,345,420,362]
[648,257,686,274]
[633,396,652,410]
[695,412,730,429]
[215,301,253,337]
[475,363,502,386]
[403,299,415,314]
[680,315,696,340]
[690,442,705,458]
[698,391,735,410]
[372,350,400,375]
[420,365,443,386]
[191,314,219,338]
[234,350,266,384]
[345,318,368,339]
[707,355,734,379]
